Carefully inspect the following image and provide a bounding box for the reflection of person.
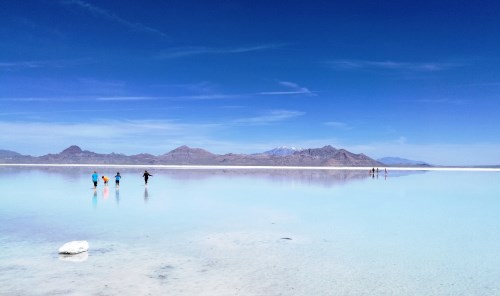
[115,188,120,205]
[92,190,97,208]
[115,172,121,186]
[92,171,99,189]
[144,187,149,203]
[103,186,109,199]
[143,170,152,185]
[102,176,109,185]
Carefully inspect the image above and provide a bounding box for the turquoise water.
[1,167,499,295]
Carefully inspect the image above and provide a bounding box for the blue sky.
[1,0,500,165]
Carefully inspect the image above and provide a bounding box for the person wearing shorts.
[115,172,121,186]
[92,171,99,189]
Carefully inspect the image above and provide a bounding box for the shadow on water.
[58,252,88,262]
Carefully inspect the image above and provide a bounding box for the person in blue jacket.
[115,172,121,187]
[92,171,99,189]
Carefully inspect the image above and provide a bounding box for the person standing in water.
[102,175,109,185]
[143,170,152,185]
[115,172,121,187]
[92,171,99,189]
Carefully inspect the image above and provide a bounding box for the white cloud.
[1,93,243,102]
[259,81,316,96]
[3,120,498,165]
[96,96,155,101]
[414,98,469,105]
[0,58,89,70]
[324,121,352,130]
[157,44,283,59]
[0,120,222,155]
[345,140,500,166]
[233,110,305,125]
[328,59,459,72]
[63,0,167,38]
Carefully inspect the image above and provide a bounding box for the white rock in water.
[58,241,89,254]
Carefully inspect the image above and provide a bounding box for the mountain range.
[0,145,384,167]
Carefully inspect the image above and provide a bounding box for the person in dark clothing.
[143,170,152,185]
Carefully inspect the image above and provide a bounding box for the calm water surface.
[1,167,499,295]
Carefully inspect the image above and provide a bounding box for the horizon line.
[1,164,499,172]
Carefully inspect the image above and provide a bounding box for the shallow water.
[1,167,499,295]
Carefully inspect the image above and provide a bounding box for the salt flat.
[1,167,500,295]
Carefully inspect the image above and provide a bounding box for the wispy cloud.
[259,81,317,96]
[96,94,243,101]
[328,59,459,72]
[324,121,353,130]
[0,120,222,155]
[62,0,167,38]
[233,110,305,125]
[455,81,500,87]
[157,44,284,59]
[0,61,51,69]
[96,96,155,101]
[2,93,243,102]
[415,98,469,105]
[346,139,500,166]
[0,58,88,70]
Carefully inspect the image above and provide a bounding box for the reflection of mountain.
[161,169,373,187]
[377,157,431,167]
[0,145,382,167]
[0,166,424,187]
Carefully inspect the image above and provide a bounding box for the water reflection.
[0,166,425,188]
[2,167,500,296]
[92,190,97,208]
[103,186,109,200]
[144,187,149,203]
[115,188,120,206]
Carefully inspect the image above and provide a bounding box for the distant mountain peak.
[0,149,22,157]
[161,146,215,160]
[60,145,83,154]
[264,146,302,156]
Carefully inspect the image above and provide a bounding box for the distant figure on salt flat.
[143,170,152,185]
[101,176,109,185]
[92,171,99,189]
[115,172,121,187]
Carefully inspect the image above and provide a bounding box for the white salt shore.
[1,163,499,171]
